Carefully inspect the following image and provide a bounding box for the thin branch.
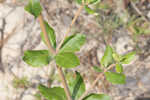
[38,14,73,100]
[78,64,116,100]
[0,18,6,73]
[57,66,72,99]
[56,5,84,52]
[38,15,56,54]
[130,1,149,22]
[0,26,17,47]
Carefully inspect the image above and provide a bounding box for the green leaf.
[61,34,76,48]
[59,34,86,53]
[120,51,136,64]
[84,5,96,15]
[23,50,52,67]
[83,94,110,100]
[86,0,99,4]
[55,52,80,68]
[105,72,126,84]
[68,72,85,100]
[24,0,42,18]
[115,63,123,73]
[101,45,113,67]
[93,66,102,72]
[112,53,120,62]
[76,0,99,5]
[41,21,56,49]
[38,84,67,100]
[76,0,82,4]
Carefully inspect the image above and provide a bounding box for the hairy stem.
[38,14,73,100]
[78,64,116,100]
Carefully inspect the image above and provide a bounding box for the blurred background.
[0,0,150,100]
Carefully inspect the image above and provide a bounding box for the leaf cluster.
[93,45,136,84]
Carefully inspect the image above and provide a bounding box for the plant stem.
[38,15,56,54]
[56,5,84,52]
[78,64,116,100]
[39,2,84,100]
[38,14,73,100]
[55,4,84,100]
[57,66,72,99]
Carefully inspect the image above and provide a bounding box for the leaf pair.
[39,72,110,100]
[23,20,85,69]
[23,28,86,68]
[23,21,56,67]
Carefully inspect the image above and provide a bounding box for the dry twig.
[56,5,84,52]
[130,1,149,22]
[78,64,116,100]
